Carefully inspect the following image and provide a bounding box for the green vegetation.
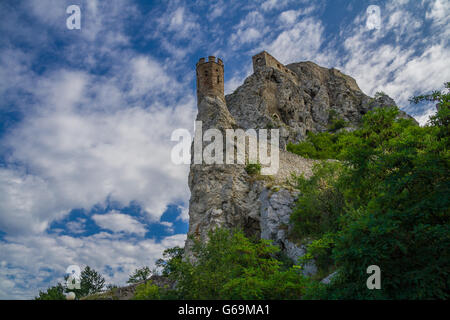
[127,266,152,284]
[287,132,342,159]
[156,229,308,300]
[374,91,388,99]
[134,281,162,300]
[288,83,449,299]
[36,84,449,300]
[35,265,106,300]
[35,283,66,300]
[71,266,106,298]
[245,162,262,175]
[155,246,184,276]
[327,109,348,132]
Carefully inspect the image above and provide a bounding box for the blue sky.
[0,0,448,299]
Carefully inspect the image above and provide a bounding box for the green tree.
[35,283,66,300]
[291,85,449,299]
[67,266,105,298]
[168,228,307,300]
[127,266,152,284]
[155,246,184,276]
[133,281,162,300]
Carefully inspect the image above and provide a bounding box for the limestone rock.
[185,52,414,273]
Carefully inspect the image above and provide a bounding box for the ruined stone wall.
[252,51,297,78]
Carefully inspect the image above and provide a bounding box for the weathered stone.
[185,52,413,274]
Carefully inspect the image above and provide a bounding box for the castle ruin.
[252,51,297,77]
[195,51,299,105]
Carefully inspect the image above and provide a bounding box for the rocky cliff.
[185,52,410,274]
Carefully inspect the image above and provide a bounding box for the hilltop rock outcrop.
[185,52,410,273]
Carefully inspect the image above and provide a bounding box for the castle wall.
[252,51,297,78]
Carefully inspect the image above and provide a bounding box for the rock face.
[185,51,409,270]
[226,58,414,149]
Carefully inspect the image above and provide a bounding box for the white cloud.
[426,0,450,26]
[265,17,325,64]
[337,1,450,118]
[261,0,278,11]
[0,232,186,299]
[258,0,449,122]
[278,6,316,25]
[92,211,147,235]
[225,64,253,95]
[160,6,200,40]
[279,10,300,24]
[414,103,438,126]
[261,0,295,12]
[0,60,195,236]
[0,169,61,235]
[208,1,224,20]
[129,56,172,96]
[65,218,87,234]
[230,11,267,48]
[0,0,198,300]
[160,221,174,233]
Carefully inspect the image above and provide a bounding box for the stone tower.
[196,56,224,103]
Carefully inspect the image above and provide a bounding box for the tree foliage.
[133,281,162,300]
[35,266,106,300]
[156,229,307,300]
[127,266,152,284]
[35,283,66,300]
[289,84,449,299]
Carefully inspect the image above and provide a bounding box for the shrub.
[168,228,307,299]
[287,132,342,159]
[292,89,450,299]
[245,162,261,175]
[133,281,161,300]
[127,266,152,284]
[35,283,66,300]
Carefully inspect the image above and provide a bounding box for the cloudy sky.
[0,0,448,299]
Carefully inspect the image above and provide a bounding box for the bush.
[287,132,342,159]
[133,281,161,300]
[327,110,348,132]
[127,266,152,284]
[291,88,450,299]
[291,161,345,240]
[245,162,261,175]
[35,283,66,300]
[167,228,307,299]
[328,118,347,132]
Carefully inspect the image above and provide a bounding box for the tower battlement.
[196,55,224,103]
